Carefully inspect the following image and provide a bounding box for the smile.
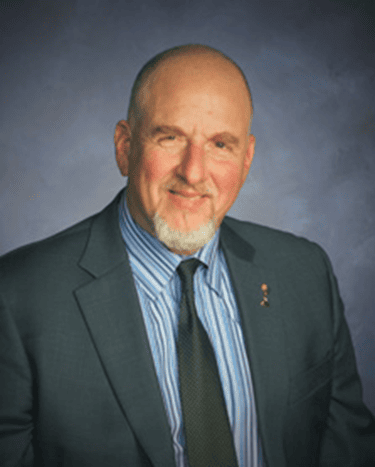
[169,190,205,198]
[168,190,208,210]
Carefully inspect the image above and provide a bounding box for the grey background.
[1,0,374,414]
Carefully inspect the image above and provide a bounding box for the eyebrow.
[149,125,186,138]
[149,125,240,147]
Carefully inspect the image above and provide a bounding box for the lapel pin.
[260,283,270,307]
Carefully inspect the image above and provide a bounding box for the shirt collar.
[119,189,221,300]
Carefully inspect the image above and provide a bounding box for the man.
[0,44,374,467]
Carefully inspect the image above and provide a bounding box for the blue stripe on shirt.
[119,189,263,467]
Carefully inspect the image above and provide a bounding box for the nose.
[177,141,207,185]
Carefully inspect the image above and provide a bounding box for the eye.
[158,134,185,148]
[215,141,226,149]
[159,135,177,144]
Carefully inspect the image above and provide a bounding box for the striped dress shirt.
[119,191,264,467]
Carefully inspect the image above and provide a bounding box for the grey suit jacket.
[1,189,375,467]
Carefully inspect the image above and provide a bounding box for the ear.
[114,120,132,176]
[241,134,256,184]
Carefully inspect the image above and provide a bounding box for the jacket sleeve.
[0,293,34,467]
[317,247,375,466]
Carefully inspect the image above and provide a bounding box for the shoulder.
[0,191,123,280]
[0,214,95,287]
[223,215,323,252]
[222,215,330,273]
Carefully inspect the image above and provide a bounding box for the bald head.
[127,44,253,133]
[115,43,256,254]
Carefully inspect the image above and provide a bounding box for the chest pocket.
[288,351,333,406]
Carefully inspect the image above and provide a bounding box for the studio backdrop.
[1,0,374,414]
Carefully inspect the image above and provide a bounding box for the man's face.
[116,55,255,254]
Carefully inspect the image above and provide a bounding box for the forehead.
[142,54,251,129]
[150,54,248,98]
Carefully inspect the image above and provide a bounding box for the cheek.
[140,151,174,184]
[213,162,245,200]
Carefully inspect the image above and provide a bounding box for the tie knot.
[177,259,203,287]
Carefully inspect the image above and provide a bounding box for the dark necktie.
[177,259,238,467]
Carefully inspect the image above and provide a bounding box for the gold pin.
[260,283,270,307]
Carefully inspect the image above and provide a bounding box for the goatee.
[153,212,216,254]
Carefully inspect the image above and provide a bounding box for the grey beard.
[153,212,216,253]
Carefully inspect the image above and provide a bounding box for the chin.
[153,212,216,253]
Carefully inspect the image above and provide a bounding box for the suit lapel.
[74,191,175,467]
[220,221,289,467]
[72,191,289,467]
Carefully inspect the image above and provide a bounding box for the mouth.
[169,190,206,198]
[167,189,208,210]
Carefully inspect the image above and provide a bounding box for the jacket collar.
[220,220,288,467]
[76,189,288,467]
